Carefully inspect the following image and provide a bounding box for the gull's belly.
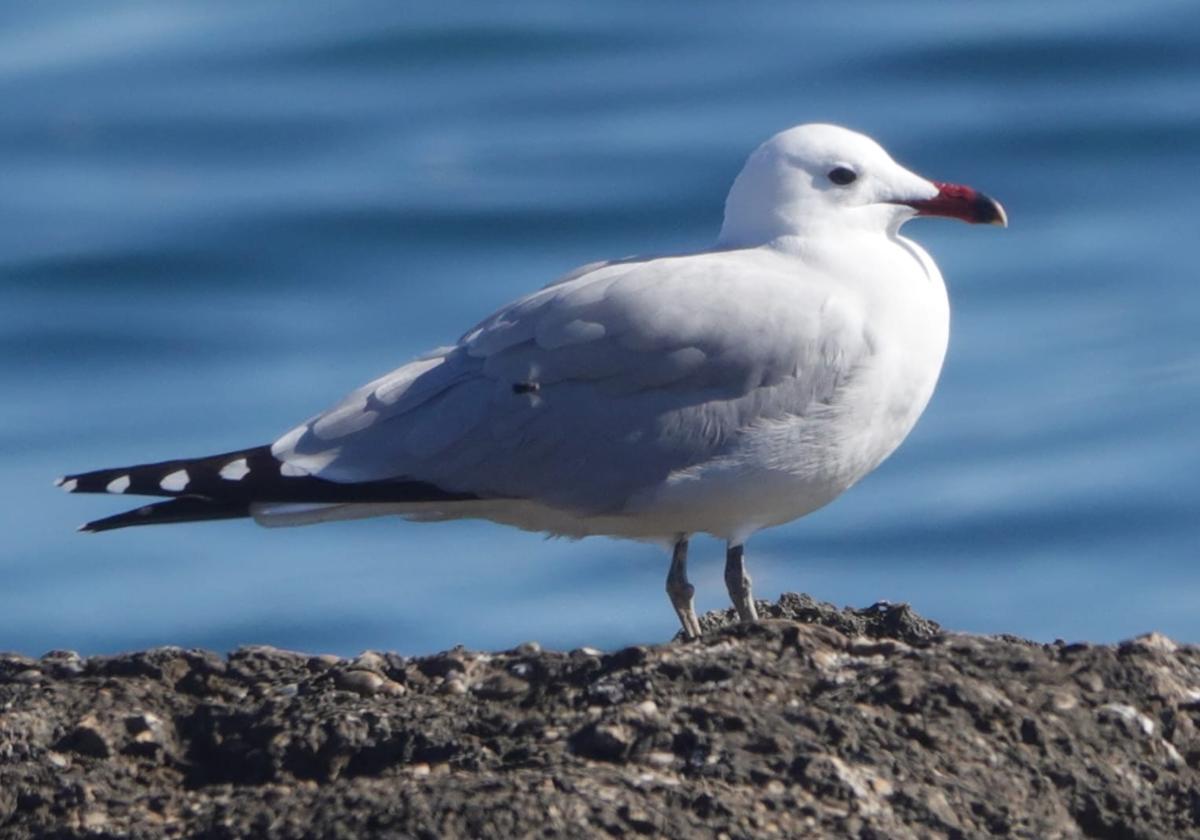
[627,294,949,541]
[631,400,930,540]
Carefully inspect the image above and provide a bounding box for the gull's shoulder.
[459,245,847,355]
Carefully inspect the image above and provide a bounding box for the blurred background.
[3,2,1198,656]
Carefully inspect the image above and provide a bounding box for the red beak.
[898,181,1007,227]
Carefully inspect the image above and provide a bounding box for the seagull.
[58,124,1005,639]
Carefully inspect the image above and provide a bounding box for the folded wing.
[273,249,871,514]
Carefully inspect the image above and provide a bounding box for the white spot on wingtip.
[281,449,340,475]
[219,458,250,481]
[270,425,307,459]
[59,478,78,493]
[160,469,190,492]
[106,475,131,494]
[54,476,65,487]
[77,523,92,533]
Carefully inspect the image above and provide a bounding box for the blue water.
[3,2,1198,656]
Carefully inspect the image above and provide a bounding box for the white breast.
[625,235,950,542]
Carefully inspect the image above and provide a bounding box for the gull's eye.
[828,166,857,186]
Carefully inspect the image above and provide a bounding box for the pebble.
[125,712,167,745]
[848,638,907,657]
[441,677,468,696]
[573,721,633,761]
[64,715,112,759]
[472,673,527,700]
[351,651,387,673]
[82,810,109,829]
[1122,632,1178,655]
[334,670,384,696]
[1161,739,1186,769]
[1099,703,1155,736]
[419,654,468,679]
[307,654,341,671]
[1047,690,1079,712]
[380,680,406,697]
[40,650,85,677]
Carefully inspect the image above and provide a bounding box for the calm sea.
[3,2,1198,655]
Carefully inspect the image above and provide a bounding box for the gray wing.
[272,249,870,513]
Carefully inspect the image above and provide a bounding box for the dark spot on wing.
[512,381,540,395]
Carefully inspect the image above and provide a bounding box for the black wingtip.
[78,498,252,533]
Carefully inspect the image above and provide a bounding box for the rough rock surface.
[3,593,1200,839]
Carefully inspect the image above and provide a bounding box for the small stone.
[1099,703,1155,736]
[334,669,385,696]
[62,715,111,758]
[1162,739,1186,769]
[849,638,907,657]
[441,677,468,695]
[1020,717,1043,746]
[419,653,468,679]
[378,679,407,697]
[351,651,387,673]
[646,751,675,767]
[123,711,170,755]
[570,721,633,762]
[13,668,42,684]
[604,646,648,672]
[472,673,527,700]
[811,650,847,673]
[634,699,659,716]
[1047,690,1079,712]
[618,803,656,833]
[1122,632,1178,654]
[515,641,542,655]
[870,776,893,797]
[0,653,37,669]
[40,650,85,677]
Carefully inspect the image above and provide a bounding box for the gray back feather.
[274,248,869,513]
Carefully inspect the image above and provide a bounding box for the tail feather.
[60,444,479,532]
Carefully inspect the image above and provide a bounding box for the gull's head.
[717,123,1006,248]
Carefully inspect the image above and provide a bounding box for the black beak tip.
[977,193,1008,228]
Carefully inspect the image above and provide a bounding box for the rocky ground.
[3,593,1200,839]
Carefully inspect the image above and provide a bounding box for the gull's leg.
[724,542,759,623]
[666,536,701,639]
